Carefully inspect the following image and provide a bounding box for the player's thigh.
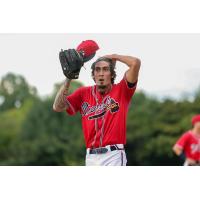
[105,150,127,166]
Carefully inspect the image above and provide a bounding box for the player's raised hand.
[103,54,117,67]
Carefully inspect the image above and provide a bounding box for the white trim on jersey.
[65,98,76,114]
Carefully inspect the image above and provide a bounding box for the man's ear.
[92,76,95,82]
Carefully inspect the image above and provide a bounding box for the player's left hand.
[103,54,117,67]
[59,40,99,79]
[104,54,117,59]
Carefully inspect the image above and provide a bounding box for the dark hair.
[91,57,116,84]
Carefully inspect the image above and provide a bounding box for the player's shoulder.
[181,130,193,138]
[118,74,137,86]
[76,85,92,91]
[114,76,125,88]
[77,85,94,95]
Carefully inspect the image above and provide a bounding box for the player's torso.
[80,84,128,148]
[184,131,200,160]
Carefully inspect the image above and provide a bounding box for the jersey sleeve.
[65,87,83,115]
[174,133,189,149]
[119,75,137,102]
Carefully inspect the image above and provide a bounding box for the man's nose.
[99,69,104,75]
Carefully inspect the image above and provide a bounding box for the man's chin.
[97,85,107,90]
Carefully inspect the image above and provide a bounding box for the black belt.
[88,145,124,154]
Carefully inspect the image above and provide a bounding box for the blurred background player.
[173,114,200,166]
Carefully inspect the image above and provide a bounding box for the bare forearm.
[53,78,71,112]
[115,54,141,83]
[105,54,141,83]
[112,54,141,68]
[172,145,182,156]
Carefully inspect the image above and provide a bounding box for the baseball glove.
[59,40,99,79]
[59,49,84,79]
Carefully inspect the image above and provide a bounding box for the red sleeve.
[65,87,83,115]
[175,133,189,149]
[119,75,137,102]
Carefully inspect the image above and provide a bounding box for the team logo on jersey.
[191,143,200,153]
[81,96,119,120]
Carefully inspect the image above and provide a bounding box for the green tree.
[10,80,85,165]
[126,91,199,166]
[0,73,37,111]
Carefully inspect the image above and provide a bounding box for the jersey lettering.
[81,96,119,120]
[191,143,200,154]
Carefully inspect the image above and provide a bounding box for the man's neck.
[97,84,112,95]
[192,127,200,136]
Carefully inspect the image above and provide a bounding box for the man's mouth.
[99,79,104,84]
[97,79,106,89]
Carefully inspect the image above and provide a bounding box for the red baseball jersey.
[174,131,200,161]
[65,77,137,148]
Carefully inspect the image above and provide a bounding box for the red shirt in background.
[174,131,200,161]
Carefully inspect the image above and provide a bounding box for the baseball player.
[172,114,200,166]
[53,40,141,166]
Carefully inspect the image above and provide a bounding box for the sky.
[1,33,200,99]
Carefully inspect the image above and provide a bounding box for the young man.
[53,54,141,166]
[173,114,200,166]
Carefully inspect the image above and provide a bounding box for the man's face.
[93,61,112,89]
[194,121,200,130]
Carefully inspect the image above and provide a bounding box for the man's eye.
[95,68,100,72]
[104,68,109,71]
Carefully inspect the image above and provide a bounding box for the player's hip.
[85,144,127,166]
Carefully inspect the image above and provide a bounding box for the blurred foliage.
[0,72,200,165]
[0,73,37,111]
